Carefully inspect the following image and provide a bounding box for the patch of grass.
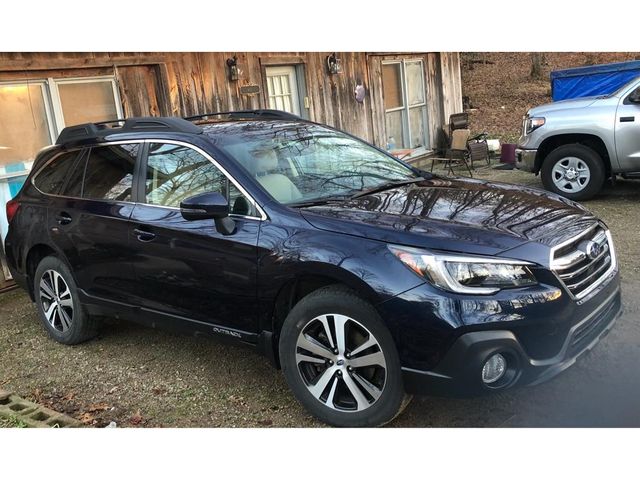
[0,414,29,428]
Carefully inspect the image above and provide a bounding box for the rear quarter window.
[33,151,80,195]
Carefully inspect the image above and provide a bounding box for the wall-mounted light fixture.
[326,53,342,75]
[226,56,240,82]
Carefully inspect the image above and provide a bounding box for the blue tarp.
[550,61,640,101]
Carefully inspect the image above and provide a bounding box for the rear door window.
[82,144,139,201]
[33,151,80,195]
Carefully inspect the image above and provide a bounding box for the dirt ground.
[1,165,639,427]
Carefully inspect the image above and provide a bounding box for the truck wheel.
[541,144,605,201]
[279,285,410,427]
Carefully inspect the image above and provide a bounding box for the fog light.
[482,353,507,384]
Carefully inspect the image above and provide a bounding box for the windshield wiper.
[350,177,427,199]
[288,194,354,208]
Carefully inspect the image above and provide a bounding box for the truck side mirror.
[628,87,640,104]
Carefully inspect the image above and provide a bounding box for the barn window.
[0,75,122,242]
[382,60,429,151]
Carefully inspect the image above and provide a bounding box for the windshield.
[204,121,419,205]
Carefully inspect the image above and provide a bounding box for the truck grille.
[551,225,616,299]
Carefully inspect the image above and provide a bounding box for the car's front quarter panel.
[255,208,428,332]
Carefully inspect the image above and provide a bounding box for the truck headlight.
[389,246,537,294]
[524,116,545,135]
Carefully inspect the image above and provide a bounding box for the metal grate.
[551,225,616,299]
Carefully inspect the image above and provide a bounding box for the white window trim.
[0,76,122,180]
[381,59,429,150]
[0,80,56,178]
[48,76,124,135]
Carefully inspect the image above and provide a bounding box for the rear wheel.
[279,285,410,427]
[34,256,99,345]
[541,144,605,200]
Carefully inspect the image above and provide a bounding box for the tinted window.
[82,144,138,201]
[33,151,79,194]
[145,142,254,216]
[61,149,87,198]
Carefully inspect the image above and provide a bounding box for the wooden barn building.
[0,52,462,286]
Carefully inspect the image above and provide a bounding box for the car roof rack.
[56,117,203,145]
[184,109,302,122]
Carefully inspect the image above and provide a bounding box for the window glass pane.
[409,107,427,148]
[384,111,405,149]
[57,81,119,126]
[61,150,87,198]
[83,144,137,201]
[34,152,80,194]
[0,83,52,167]
[406,61,425,106]
[382,63,403,109]
[145,143,227,209]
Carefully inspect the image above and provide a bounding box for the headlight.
[524,116,545,135]
[389,245,537,294]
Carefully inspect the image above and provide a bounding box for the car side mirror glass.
[180,192,236,235]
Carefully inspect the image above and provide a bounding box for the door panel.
[615,96,640,171]
[128,206,259,331]
[127,141,260,332]
[48,197,136,302]
[47,144,140,302]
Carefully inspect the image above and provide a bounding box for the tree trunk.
[530,53,545,79]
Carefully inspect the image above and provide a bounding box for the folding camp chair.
[431,128,473,177]
[468,132,490,169]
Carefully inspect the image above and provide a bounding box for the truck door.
[615,84,640,171]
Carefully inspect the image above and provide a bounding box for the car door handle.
[620,116,635,122]
[134,228,156,242]
[55,213,72,225]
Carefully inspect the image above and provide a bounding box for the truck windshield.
[607,76,640,98]
[204,121,420,204]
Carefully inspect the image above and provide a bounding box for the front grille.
[551,224,616,299]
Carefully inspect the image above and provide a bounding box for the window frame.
[0,80,58,178]
[137,139,267,221]
[49,76,124,131]
[381,59,429,150]
[0,76,123,181]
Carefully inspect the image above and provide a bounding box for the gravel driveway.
[1,166,639,427]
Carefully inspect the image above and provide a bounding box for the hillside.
[460,52,640,143]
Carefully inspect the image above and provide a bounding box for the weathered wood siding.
[0,52,461,148]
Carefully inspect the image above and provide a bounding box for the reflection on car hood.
[299,177,597,257]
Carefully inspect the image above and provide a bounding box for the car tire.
[33,256,99,345]
[541,143,605,201]
[279,285,411,427]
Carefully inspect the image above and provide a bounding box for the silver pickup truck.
[516,76,640,200]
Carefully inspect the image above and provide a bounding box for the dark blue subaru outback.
[4,111,622,427]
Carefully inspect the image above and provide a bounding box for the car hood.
[299,177,597,260]
[528,96,601,116]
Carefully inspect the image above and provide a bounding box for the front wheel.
[279,285,410,427]
[541,144,605,201]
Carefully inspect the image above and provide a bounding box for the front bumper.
[515,148,537,172]
[402,285,622,396]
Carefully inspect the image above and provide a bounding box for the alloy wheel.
[39,269,74,333]
[295,313,387,412]
[551,156,591,193]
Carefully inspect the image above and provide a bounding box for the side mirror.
[180,192,236,235]
[628,87,640,104]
